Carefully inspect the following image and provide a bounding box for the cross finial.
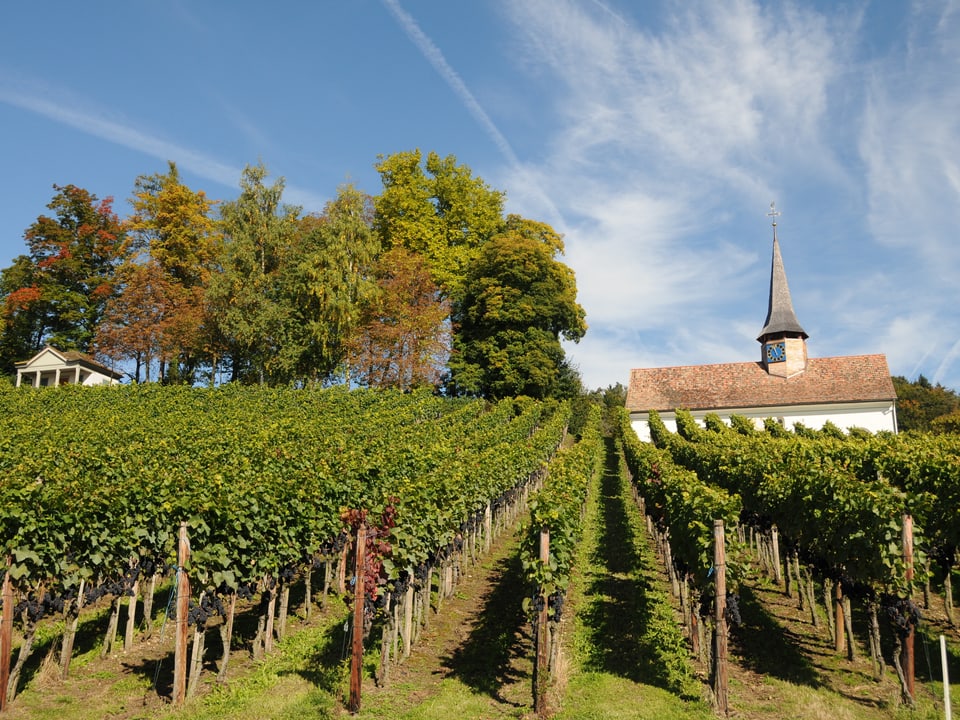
[767,201,781,240]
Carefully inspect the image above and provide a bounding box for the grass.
[555,436,713,719]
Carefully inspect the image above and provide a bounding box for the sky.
[1,0,958,392]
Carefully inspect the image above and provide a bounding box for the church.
[626,206,898,442]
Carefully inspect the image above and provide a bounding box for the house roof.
[15,346,124,380]
[626,354,896,413]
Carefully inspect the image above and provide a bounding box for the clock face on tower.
[765,341,786,363]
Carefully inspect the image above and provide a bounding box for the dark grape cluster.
[187,593,225,629]
[548,592,565,623]
[882,595,921,639]
[724,592,742,627]
[278,566,296,585]
[14,591,63,625]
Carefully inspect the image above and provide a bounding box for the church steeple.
[758,203,808,376]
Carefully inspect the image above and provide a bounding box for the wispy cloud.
[496,0,856,388]
[0,80,327,212]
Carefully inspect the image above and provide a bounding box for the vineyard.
[0,383,575,712]
[0,385,958,718]
[617,407,960,713]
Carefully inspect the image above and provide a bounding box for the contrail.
[381,0,567,229]
[0,87,241,187]
[933,337,960,387]
[381,0,520,166]
[0,85,327,211]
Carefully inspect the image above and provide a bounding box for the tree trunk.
[264,580,277,655]
[842,594,855,660]
[141,573,158,639]
[124,579,139,651]
[304,564,313,623]
[867,600,884,680]
[803,569,818,627]
[276,583,290,642]
[322,560,331,608]
[795,554,805,611]
[834,581,845,654]
[784,548,793,599]
[401,583,414,659]
[252,582,271,661]
[217,593,236,683]
[6,612,37,703]
[101,596,122,658]
[891,635,915,707]
[59,579,86,679]
[944,563,955,626]
[378,592,392,687]
[187,619,206,698]
[823,579,835,640]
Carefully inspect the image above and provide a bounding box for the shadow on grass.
[440,549,531,705]
[578,437,684,691]
[730,585,820,686]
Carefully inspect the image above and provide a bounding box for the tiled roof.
[626,354,896,412]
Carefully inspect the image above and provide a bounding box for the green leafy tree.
[0,185,127,373]
[284,185,381,383]
[373,150,504,298]
[892,375,960,432]
[205,163,300,384]
[931,411,960,434]
[448,223,586,399]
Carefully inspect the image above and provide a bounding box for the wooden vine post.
[173,522,191,706]
[348,522,367,714]
[902,514,915,700]
[1,557,13,713]
[534,527,550,717]
[712,520,729,716]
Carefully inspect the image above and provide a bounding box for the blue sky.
[1,1,958,392]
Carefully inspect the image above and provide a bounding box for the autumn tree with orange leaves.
[346,247,450,390]
[0,184,128,374]
[97,163,218,383]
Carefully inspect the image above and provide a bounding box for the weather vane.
[767,201,781,240]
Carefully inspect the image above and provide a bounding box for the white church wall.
[631,400,897,442]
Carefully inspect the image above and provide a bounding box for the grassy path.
[552,436,714,720]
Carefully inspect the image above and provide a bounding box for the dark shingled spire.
[757,207,807,342]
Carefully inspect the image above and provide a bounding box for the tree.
[931,411,960,434]
[892,375,960,432]
[0,185,127,373]
[94,260,202,383]
[373,150,504,299]
[205,163,300,384]
[124,162,218,382]
[346,247,450,390]
[285,185,380,383]
[448,223,586,399]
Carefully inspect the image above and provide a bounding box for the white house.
[627,209,898,441]
[15,346,124,387]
